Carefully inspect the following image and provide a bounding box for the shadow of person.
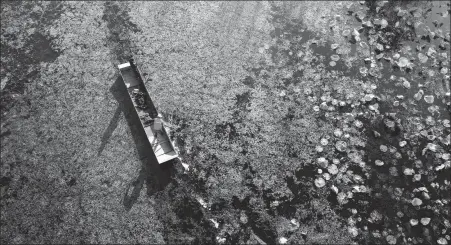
[108,76,175,211]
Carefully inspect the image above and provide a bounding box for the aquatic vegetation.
[1,1,449,244]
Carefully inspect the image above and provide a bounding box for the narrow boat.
[118,59,178,164]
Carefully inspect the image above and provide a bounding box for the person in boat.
[154,113,163,137]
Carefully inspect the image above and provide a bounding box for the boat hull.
[118,60,178,164]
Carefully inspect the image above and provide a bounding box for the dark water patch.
[0,177,12,188]
[283,107,295,121]
[310,43,360,77]
[281,70,303,87]
[0,129,12,138]
[6,1,66,28]
[374,63,450,119]
[210,199,228,214]
[423,2,451,34]
[214,122,238,141]
[29,32,61,63]
[269,3,312,42]
[1,31,61,112]
[275,198,297,219]
[358,114,404,162]
[102,2,141,63]
[267,3,316,68]
[232,90,252,124]
[67,177,76,186]
[360,1,416,52]
[40,2,66,26]
[241,76,255,88]
[331,104,450,243]
[175,196,204,224]
[1,2,65,114]
[247,210,277,244]
[157,188,216,244]
[250,67,264,78]
[285,164,316,204]
[232,195,250,210]
[235,91,251,110]
[242,164,260,192]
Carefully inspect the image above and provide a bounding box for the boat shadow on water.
[106,76,177,211]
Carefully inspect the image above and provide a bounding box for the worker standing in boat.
[154,113,163,137]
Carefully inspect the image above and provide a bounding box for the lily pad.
[427,47,436,57]
[424,95,434,104]
[315,177,326,188]
[421,217,431,225]
[386,235,397,245]
[335,141,348,152]
[342,29,351,36]
[328,164,339,175]
[404,168,415,175]
[360,66,368,75]
[375,160,384,166]
[437,238,448,245]
[334,129,343,137]
[412,197,423,206]
[331,54,340,61]
[398,57,410,67]
[380,19,388,29]
[414,89,424,101]
[410,219,419,226]
[348,226,359,237]
[317,157,329,168]
[418,53,428,63]
[402,79,411,89]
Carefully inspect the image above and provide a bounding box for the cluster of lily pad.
[310,86,450,245]
[306,2,451,244]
